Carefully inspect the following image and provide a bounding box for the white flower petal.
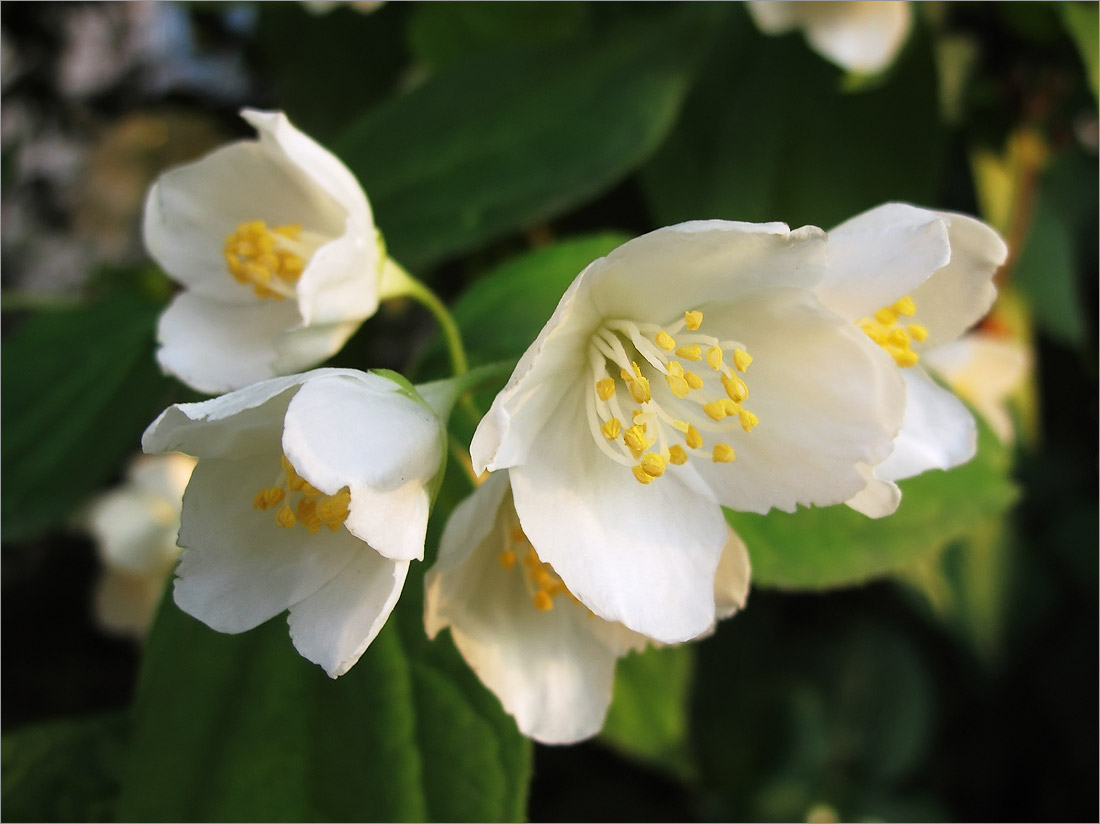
[156,291,303,395]
[341,480,430,562]
[173,455,360,633]
[908,211,1007,348]
[509,392,727,644]
[86,488,177,574]
[844,462,902,518]
[690,290,904,513]
[95,568,167,639]
[874,369,977,482]
[801,1,912,75]
[745,1,801,33]
[819,202,952,321]
[287,549,409,678]
[713,527,751,621]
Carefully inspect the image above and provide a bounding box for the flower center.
[223,220,323,301]
[497,520,578,613]
[586,309,760,485]
[856,295,928,367]
[252,454,350,533]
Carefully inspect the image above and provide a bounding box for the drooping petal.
[688,289,905,513]
[713,527,751,621]
[287,549,409,678]
[874,369,977,483]
[173,455,360,633]
[845,462,902,518]
[509,391,728,644]
[819,202,952,321]
[908,212,1007,348]
[156,291,303,395]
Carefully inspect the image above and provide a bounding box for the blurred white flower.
[85,452,196,639]
[142,368,446,677]
[922,331,1031,444]
[746,1,912,75]
[145,109,402,394]
[470,221,904,643]
[425,471,750,745]
[813,203,1007,516]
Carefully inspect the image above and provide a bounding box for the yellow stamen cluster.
[252,454,350,533]
[857,295,928,368]
[497,524,576,612]
[224,221,307,300]
[587,309,761,485]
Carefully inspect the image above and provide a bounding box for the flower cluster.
[135,108,1004,744]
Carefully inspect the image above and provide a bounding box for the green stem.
[381,258,469,377]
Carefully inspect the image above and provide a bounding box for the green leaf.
[2,713,129,823]
[116,571,530,822]
[1,295,176,542]
[600,645,696,781]
[729,413,1018,590]
[640,8,943,231]
[334,6,717,271]
[1061,1,1100,100]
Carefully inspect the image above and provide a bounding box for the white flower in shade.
[746,1,912,75]
[470,221,905,643]
[84,452,196,639]
[145,108,403,395]
[813,203,1008,517]
[425,471,751,745]
[141,368,446,677]
[922,330,1031,445]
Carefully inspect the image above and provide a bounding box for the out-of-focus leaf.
[1062,2,1100,101]
[730,413,1017,590]
[1,713,128,823]
[1,295,176,542]
[640,7,943,230]
[334,6,717,271]
[1015,188,1085,347]
[408,2,590,71]
[116,571,530,822]
[600,645,696,781]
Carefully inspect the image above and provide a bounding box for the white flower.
[745,1,913,75]
[813,203,1007,517]
[425,471,751,745]
[922,330,1031,445]
[144,109,401,395]
[142,368,446,677]
[84,452,196,639]
[470,221,905,643]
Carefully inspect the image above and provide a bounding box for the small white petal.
[745,1,801,33]
[86,488,177,574]
[801,1,913,74]
[287,550,409,678]
[95,567,167,639]
[875,369,977,483]
[844,462,902,518]
[713,527,751,621]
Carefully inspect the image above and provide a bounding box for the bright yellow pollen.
[275,505,296,528]
[601,418,622,440]
[532,590,554,611]
[893,296,916,316]
[666,371,690,399]
[224,221,307,300]
[908,323,928,342]
[668,444,688,465]
[686,425,703,449]
[684,310,703,330]
[656,330,676,351]
[640,452,666,478]
[706,346,724,371]
[498,550,517,570]
[252,487,285,510]
[624,424,650,458]
[733,349,753,372]
[875,307,898,325]
[704,400,728,421]
[596,377,616,400]
[684,371,704,390]
[255,454,351,534]
[721,372,748,402]
[738,408,759,432]
[632,464,655,485]
[713,443,736,463]
[676,344,702,361]
[622,362,652,403]
[858,294,922,368]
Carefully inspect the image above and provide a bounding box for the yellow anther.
[287,472,306,492]
[274,224,302,239]
[669,418,689,433]
[667,361,684,377]
[628,374,651,404]
[888,328,910,347]
[875,307,898,325]
[532,590,554,611]
[733,349,753,372]
[685,371,704,390]
[893,349,920,368]
[676,344,702,361]
[640,452,667,478]
[860,321,886,344]
[706,346,724,371]
[713,443,736,463]
[275,505,296,529]
[668,444,688,465]
[300,480,322,498]
[684,310,703,330]
[253,487,285,510]
[620,367,632,383]
[601,418,622,440]
[656,330,676,351]
[632,464,655,485]
[632,409,646,424]
[532,567,552,587]
[498,550,517,570]
[666,373,690,399]
[510,525,526,543]
[908,323,928,342]
[738,408,760,432]
[686,424,703,449]
[704,400,729,421]
[721,373,749,402]
[317,490,351,524]
[624,424,650,458]
[893,295,917,316]
[224,220,309,299]
[596,377,616,401]
[722,398,740,416]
